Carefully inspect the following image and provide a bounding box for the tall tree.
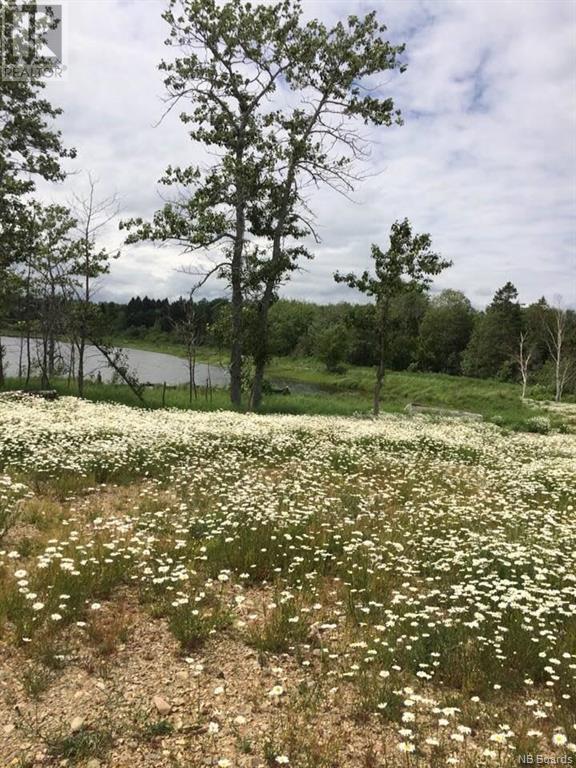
[0,2,75,382]
[122,0,406,410]
[247,12,406,409]
[0,1,75,269]
[335,219,450,415]
[462,282,522,379]
[122,0,306,408]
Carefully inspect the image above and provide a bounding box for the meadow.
[0,393,574,767]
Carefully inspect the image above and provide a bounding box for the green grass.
[106,334,225,366]
[2,332,571,430]
[1,368,567,432]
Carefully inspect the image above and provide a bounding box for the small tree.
[335,219,450,415]
[514,331,534,399]
[314,322,351,374]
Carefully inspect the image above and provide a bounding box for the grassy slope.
[100,336,560,427]
[2,332,568,428]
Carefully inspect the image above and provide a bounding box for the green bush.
[525,416,551,434]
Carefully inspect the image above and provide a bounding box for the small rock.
[3,723,15,735]
[152,695,171,715]
[70,716,84,733]
[86,760,101,768]
[175,670,188,682]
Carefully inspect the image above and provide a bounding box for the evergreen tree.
[462,282,521,379]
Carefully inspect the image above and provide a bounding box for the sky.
[36,0,576,308]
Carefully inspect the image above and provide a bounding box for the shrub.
[525,416,551,434]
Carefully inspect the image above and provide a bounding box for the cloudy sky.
[38,0,576,307]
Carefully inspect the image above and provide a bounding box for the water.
[0,336,229,387]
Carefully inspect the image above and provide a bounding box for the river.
[0,336,230,387]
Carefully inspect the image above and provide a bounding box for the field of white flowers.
[0,394,574,768]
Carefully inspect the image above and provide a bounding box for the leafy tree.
[462,282,521,380]
[122,0,405,411]
[0,2,74,383]
[418,290,475,374]
[342,303,377,367]
[267,300,319,357]
[335,219,450,415]
[248,11,406,409]
[18,203,79,387]
[313,321,351,373]
[386,291,429,371]
[122,0,306,408]
[0,1,75,271]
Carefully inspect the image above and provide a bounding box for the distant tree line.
[7,279,570,399]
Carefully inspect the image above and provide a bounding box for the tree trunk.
[48,334,55,376]
[25,329,31,387]
[250,282,275,411]
[373,362,384,417]
[230,134,246,408]
[40,334,50,389]
[77,337,85,397]
[230,260,243,408]
[373,305,387,417]
[18,335,24,379]
[0,338,5,388]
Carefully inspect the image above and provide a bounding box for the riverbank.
[102,335,573,431]
[2,332,572,431]
[3,373,572,433]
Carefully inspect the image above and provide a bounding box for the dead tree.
[543,305,573,402]
[70,173,120,397]
[514,331,534,399]
[89,339,146,405]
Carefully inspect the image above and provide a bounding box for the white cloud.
[36,0,575,307]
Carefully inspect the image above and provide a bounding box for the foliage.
[462,282,522,380]
[0,2,75,276]
[418,290,474,374]
[335,219,451,414]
